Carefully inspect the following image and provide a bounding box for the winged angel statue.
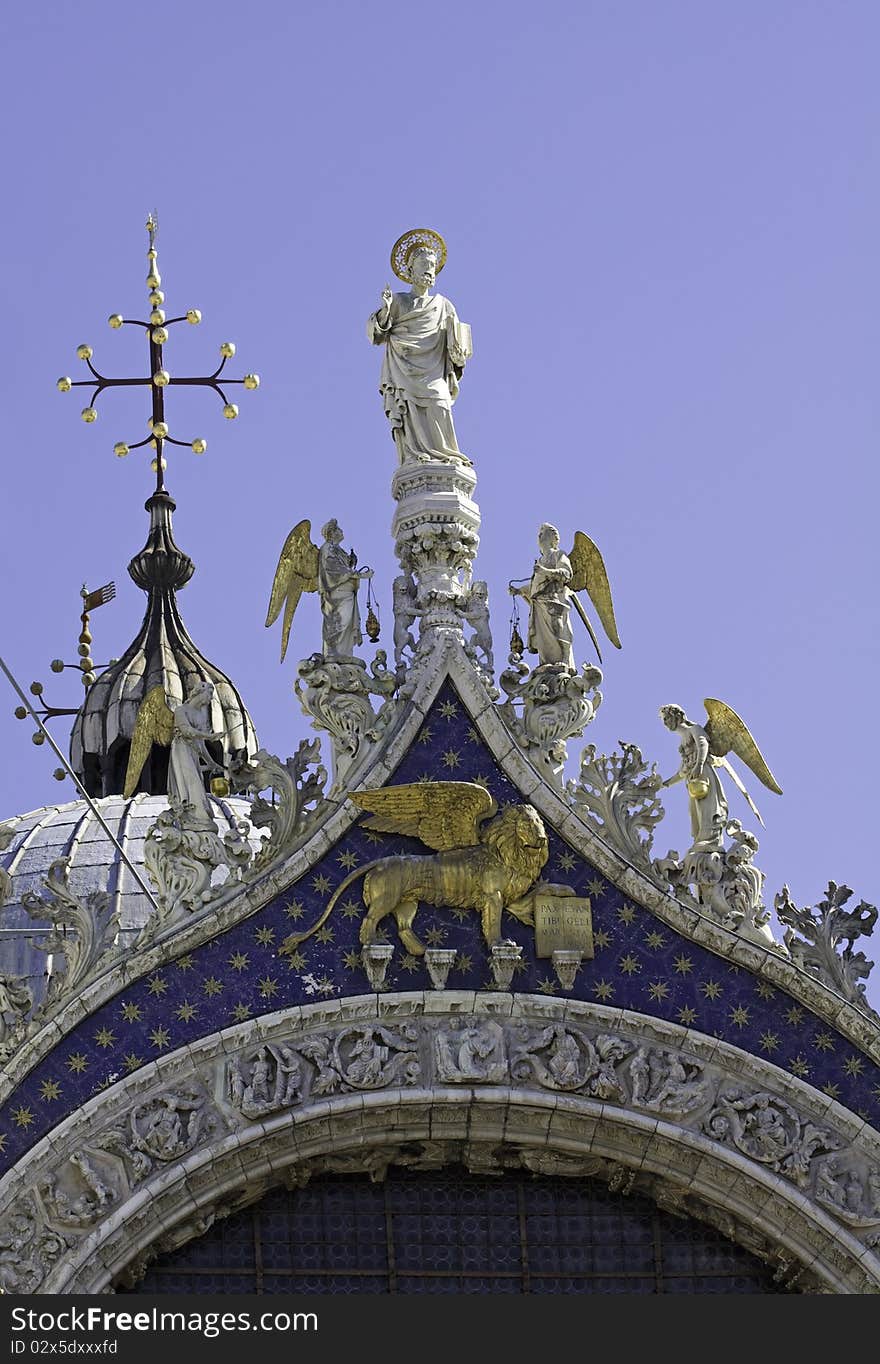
[123,680,223,826]
[280,781,560,957]
[659,699,782,847]
[266,518,373,663]
[510,524,621,668]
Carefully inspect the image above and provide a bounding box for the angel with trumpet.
[659,700,782,848]
[266,518,373,664]
[509,524,621,669]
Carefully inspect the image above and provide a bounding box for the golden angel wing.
[123,686,175,798]
[568,531,622,649]
[265,519,320,663]
[703,697,783,795]
[350,782,498,851]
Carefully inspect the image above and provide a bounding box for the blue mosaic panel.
[2,679,879,1172]
[125,1171,790,1294]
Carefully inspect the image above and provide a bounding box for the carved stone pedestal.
[424,948,457,991]
[551,949,582,992]
[361,944,395,992]
[489,941,522,991]
[392,460,480,629]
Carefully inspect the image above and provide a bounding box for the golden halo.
[390,227,447,282]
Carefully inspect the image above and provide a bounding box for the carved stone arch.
[3,994,880,1295]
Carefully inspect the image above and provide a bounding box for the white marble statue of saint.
[317,520,373,658]
[367,228,472,467]
[124,679,224,827]
[517,524,577,671]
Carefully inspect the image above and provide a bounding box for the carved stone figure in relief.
[0,972,32,1044]
[435,1021,507,1084]
[367,228,472,467]
[461,579,494,673]
[392,572,419,673]
[281,782,555,958]
[510,525,621,669]
[130,1091,206,1162]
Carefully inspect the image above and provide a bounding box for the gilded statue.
[659,699,782,847]
[367,228,472,467]
[266,518,373,662]
[280,781,553,957]
[510,524,621,668]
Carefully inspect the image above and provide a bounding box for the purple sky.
[2,3,878,997]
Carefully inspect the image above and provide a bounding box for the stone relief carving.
[704,1090,840,1187]
[392,571,420,679]
[435,1020,508,1083]
[0,1197,69,1295]
[499,656,603,789]
[295,651,396,788]
[228,1044,304,1118]
[20,857,120,1013]
[815,1158,880,1243]
[774,881,877,1012]
[40,1150,121,1230]
[294,1023,421,1095]
[128,1088,211,1163]
[461,579,494,675]
[0,972,32,1056]
[627,1046,711,1116]
[231,738,328,871]
[567,740,665,876]
[511,1023,630,1099]
[141,803,253,934]
[0,820,16,906]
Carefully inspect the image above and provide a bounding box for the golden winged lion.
[279,782,552,957]
[265,519,319,663]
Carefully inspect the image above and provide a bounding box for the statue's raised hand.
[378,284,393,323]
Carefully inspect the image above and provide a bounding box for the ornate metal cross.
[57,214,259,492]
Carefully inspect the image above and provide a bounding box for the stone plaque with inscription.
[533,894,594,959]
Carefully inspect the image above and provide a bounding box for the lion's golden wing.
[265,520,320,663]
[569,531,621,650]
[351,782,498,850]
[123,686,174,798]
[703,697,783,795]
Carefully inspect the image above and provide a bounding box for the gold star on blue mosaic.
[789,1055,811,1078]
[255,926,276,945]
[593,980,614,1001]
[176,955,194,971]
[822,1082,841,1100]
[147,974,168,997]
[588,877,606,895]
[759,1031,780,1053]
[473,774,493,788]
[12,1106,34,1129]
[123,1053,142,1072]
[439,700,458,718]
[786,1005,804,1026]
[418,727,433,744]
[730,1006,750,1028]
[364,829,384,844]
[259,976,279,998]
[39,1080,62,1102]
[121,1002,142,1023]
[315,925,335,944]
[677,1005,697,1025]
[311,874,332,895]
[400,954,420,973]
[340,899,361,919]
[813,1032,835,1052]
[284,950,307,970]
[673,954,693,975]
[647,980,669,1001]
[593,929,611,950]
[700,980,722,1000]
[456,953,473,974]
[229,951,250,972]
[317,976,335,995]
[231,1003,251,1022]
[619,954,640,975]
[844,1056,865,1078]
[467,726,480,743]
[449,907,469,921]
[342,950,361,970]
[67,1053,88,1073]
[645,931,666,950]
[425,926,447,946]
[617,904,636,923]
[441,749,461,769]
[285,900,305,920]
[202,977,223,997]
[0,1136,7,1154]
[150,1026,171,1050]
[175,1001,198,1022]
[338,849,359,869]
[538,978,557,995]
[417,772,433,783]
[557,851,577,871]
[755,980,775,1000]
[95,1027,116,1049]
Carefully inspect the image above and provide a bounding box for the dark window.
[124,1170,791,1295]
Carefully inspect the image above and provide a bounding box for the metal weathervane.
[57,214,259,491]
